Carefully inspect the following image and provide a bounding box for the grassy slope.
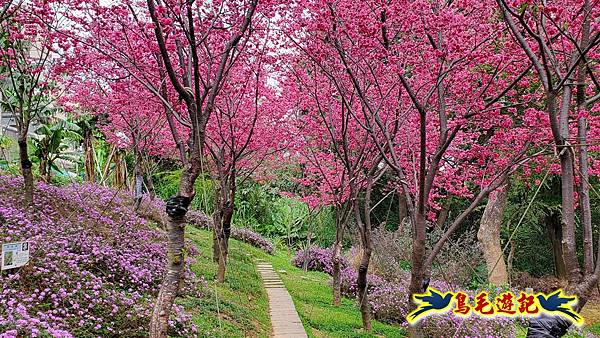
[183,226,600,338]
[259,253,405,338]
[185,226,404,338]
[181,227,271,337]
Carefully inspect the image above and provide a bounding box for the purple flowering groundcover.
[0,176,201,337]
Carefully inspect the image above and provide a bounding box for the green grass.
[181,227,271,337]
[254,252,405,338]
[185,227,404,338]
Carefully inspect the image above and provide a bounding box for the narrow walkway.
[256,262,308,338]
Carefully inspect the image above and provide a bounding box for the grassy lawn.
[185,227,405,338]
[181,227,271,337]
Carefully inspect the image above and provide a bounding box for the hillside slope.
[0,176,269,337]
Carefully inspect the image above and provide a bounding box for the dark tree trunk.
[146,166,156,200]
[134,156,143,211]
[353,176,377,332]
[18,138,34,205]
[83,128,96,183]
[213,170,235,283]
[357,245,372,331]
[216,201,234,283]
[546,213,567,280]
[39,156,48,183]
[578,119,594,274]
[354,203,373,331]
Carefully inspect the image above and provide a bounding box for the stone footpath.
[256,262,308,338]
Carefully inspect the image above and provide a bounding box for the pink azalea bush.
[0,175,202,337]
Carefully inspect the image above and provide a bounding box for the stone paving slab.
[256,262,308,338]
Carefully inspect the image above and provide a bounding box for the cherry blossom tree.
[284,54,390,329]
[0,0,61,205]
[206,51,286,283]
[285,0,540,332]
[496,0,600,333]
[49,0,276,335]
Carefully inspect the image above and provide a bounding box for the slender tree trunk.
[357,245,372,331]
[149,159,200,337]
[557,88,581,284]
[477,183,509,286]
[408,212,427,338]
[146,165,156,200]
[18,137,34,205]
[213,170,235,283]
[216,199,233,283]
[578,121,593,274]
[83,128,96,183]
[507,239,515,285]
[436,201,450,228]
[39,156,48,183]
[134,155,143,211]
[354,183,375,331]
[576,2,593,274]
[213,180,222,264]
[559,152,580,282]
[149,198,188,337]
[46,160,53,183]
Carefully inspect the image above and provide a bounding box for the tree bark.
[18,137,34,205]
[145,164,156,200]
[353,170,379,332]
[213,170,235,283]
[134,155,143,211]
[83,128,96,183]
[576,0,593,274]
[354,199,373,332]
[407,213,427,338]
[557,94,581,284]
[39,156,48,183]
[477,183,509,286]
[357,245,372,331]
[148,195,190,337]
[150,148,200,337]
[578,119,593,274]
[436,201,450,228]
